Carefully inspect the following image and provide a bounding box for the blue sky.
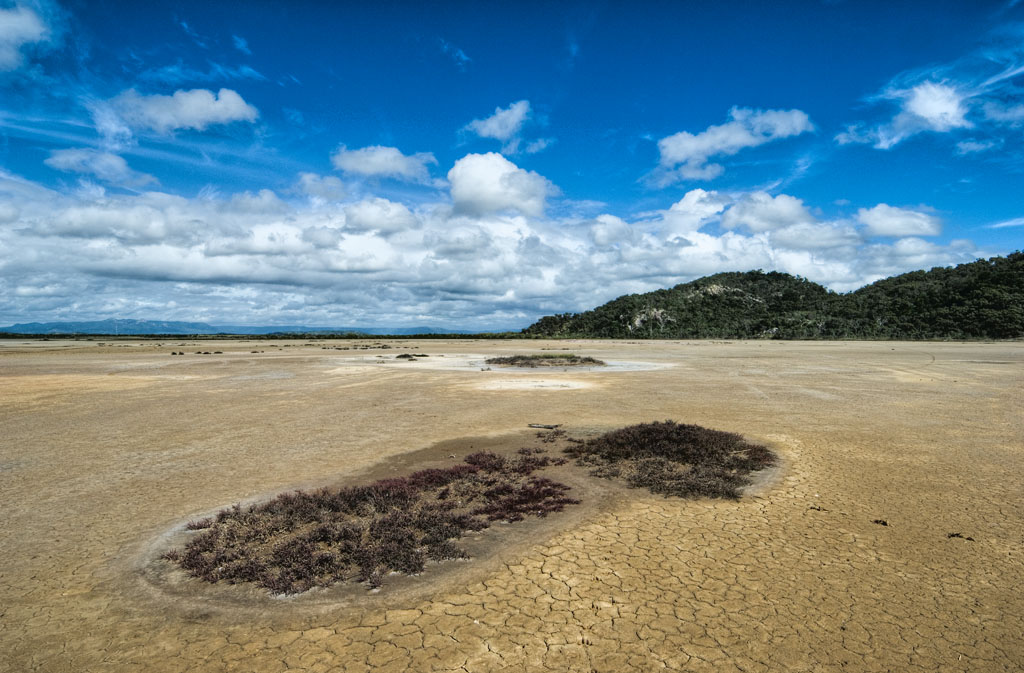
[1,0,1022,328]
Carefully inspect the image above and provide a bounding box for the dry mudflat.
[1,338,1022,672]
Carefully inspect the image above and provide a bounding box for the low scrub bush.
[164,449,578,594]
[565,420,774,499]
[484,354,606,367]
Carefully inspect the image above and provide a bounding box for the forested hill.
[523,252,1024,340]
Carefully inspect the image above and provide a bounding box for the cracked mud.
[1,339,1021,672]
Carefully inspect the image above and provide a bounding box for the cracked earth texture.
[1,339,1022,672]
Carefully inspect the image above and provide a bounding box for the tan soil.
[1,338,1022,672]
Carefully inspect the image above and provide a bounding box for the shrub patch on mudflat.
[564,421,774,499]
[163,449,577,594]
[484,354,606,367]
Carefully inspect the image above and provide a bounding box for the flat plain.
[1,338,1022,673]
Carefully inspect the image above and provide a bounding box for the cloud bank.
[0,154,982,329]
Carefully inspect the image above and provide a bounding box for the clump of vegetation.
[162,450,576,594]
[564,421,774,499]
[484,353,606,367]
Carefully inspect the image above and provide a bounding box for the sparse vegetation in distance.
[163,449,577,594]
[484,354,606,367]
[564,421,775,499]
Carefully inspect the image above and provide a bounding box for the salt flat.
[1,338,1022,672]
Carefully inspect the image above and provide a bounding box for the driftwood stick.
[528,423,561,429]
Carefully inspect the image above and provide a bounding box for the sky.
[1,0,1022,329]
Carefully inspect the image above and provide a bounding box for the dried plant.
[564,420,774,499]
[163,449,578,594]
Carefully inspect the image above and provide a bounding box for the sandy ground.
[1,338,1021,672]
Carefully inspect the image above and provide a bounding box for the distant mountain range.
[524,252,1024,340]
[0,319,478,336]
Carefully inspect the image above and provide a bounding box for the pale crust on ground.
[1,338,1021,672]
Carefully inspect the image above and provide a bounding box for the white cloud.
[769,222,862,251]
[659,188,729,236]
[0,202,19,223]
[902,82,971,131]
[856,204,942,237]
[722,192,815,233]
[111,88,259,134]
[871,82,972,149]
[44,149,155,187]
[88,102,134,150]
[465,100,532,152]
[655,107,814,184]
[425,225,496,261]
[955,139,999,154]
[297,172,345,202]
[589,214,637,248]
[448,152,556,216]
[0,168,986,330]
[331,145,437,183]
[302,225,342,249]
[0,4,49,71]
[344,198,418,235]
[225,189,287,215]
[463,100,551,154]
[987,216,1024,229]
[838,28,1024,155]
[834,124,872,146]
[982,101,1024,125]
[525,138,554,154]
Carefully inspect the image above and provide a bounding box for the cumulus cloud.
[110,88,259,134]
[344,198,418,235]
[331,145,437,183]
[44,149,156,187]
[721,192,815,233]
[448,152,556,216]
[0,3,49,71]
[856,204,942,237]
[589,214,638,248]
[658,189,729,236]
[654,107,814,184]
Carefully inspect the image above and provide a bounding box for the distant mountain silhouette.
[0,319,477,336]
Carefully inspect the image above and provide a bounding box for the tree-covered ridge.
[523,252,1024,340]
